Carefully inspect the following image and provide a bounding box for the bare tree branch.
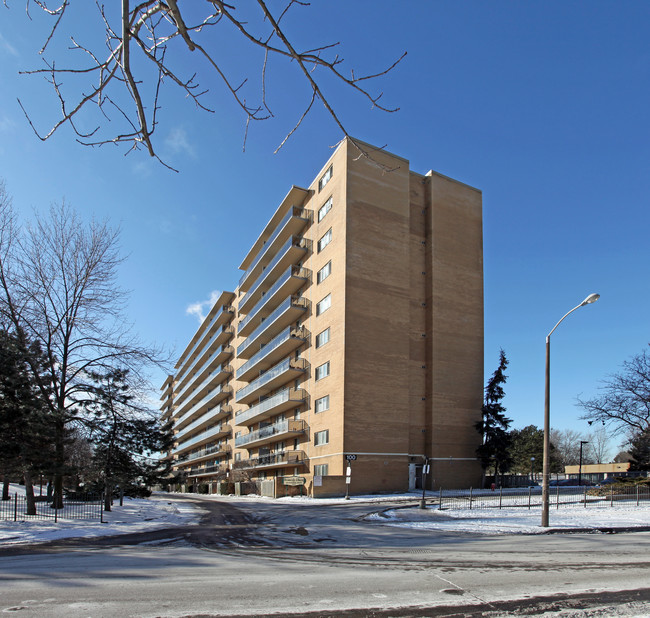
[9,0,405,168]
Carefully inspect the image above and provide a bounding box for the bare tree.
[549,428,593,468]
[586,426,612,464]
[9,1,405,170]
[578,346,650,437]
[0,193,165,507]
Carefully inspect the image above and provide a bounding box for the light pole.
[542,293,599,527]
[578,440,589,486]
[530,457,535,484]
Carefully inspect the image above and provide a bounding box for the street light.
[578,440,589,486]
[542,293,599,527]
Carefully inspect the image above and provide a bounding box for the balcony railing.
[239,237,310,311]
[235,357,307,404]
[174,349,233,405]
[176,305,234,379]
[175,325,234,390]
[237,297,308,358]
[235,327,308,382]
[183,443,232,464]
[235,387,306,426]
[174,423,232,454]
[236,450,307,470]
[239,207,311,291]
[238,265,310,336]
[173,383,233,422]
[235,419,306,448]
[175,402,231,433]
[186,463,226,477]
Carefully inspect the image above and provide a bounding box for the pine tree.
[0,329,54,512]
[82,369,173,510]
[628,428,650,471]
[476,349,513,484]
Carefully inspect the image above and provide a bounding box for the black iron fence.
[435,485,650,511]
[0,493,104,522]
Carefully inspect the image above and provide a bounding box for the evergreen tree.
[509,425,562,474]
[82,369,173,510]
[628,428,650,471]
[0,329,54,512]
[476,349,513,483]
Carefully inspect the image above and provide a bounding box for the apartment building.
[161,138,484,497]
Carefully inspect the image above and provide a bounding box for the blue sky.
[0,2,648,448]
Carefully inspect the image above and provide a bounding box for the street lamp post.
[542,293,599,528]
[530,457,535,484]
[578,440,589,486]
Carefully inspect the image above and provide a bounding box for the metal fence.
[0,493,104,522]
[436,485,650,511]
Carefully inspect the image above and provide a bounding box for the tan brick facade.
[161,138,484,497]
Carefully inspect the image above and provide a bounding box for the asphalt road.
[0,495,649,617]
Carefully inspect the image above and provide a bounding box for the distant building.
[160,138,484,496]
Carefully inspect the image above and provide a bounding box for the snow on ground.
[0,484,201,546]
[368,503,650,534]
[1,485,649,546]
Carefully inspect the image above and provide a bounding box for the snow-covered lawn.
[1,485,648,546]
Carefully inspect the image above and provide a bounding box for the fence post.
[610,486,614,508]
[637,485,640,507]
[528,486,532,510]
[54,494,58,523]
[439,487,443,510]
[584,485,587,508]
[556,485,560,509]
[499,486,503,509]
[101,492,104,523]
[469,487,473,510]
[14,493,17,522]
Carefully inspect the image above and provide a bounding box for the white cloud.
[165,127,196,158]
[0,34,19,57]
[186,289,222,324]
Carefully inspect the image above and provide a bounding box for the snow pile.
[370,504,650,534]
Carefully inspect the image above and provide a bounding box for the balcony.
[235,419,306,449]
[174,423,232,455]
[237,297,308,359]
[188,464,227,478]
[175,325,234,392]
[236,450,307,470]
[173,383,233,423]
[235,387,306,427]
[176,304,235,379]
[235,357,307,405]
[239,207,311,293]
[183,443,232,465]
[239,237,310,313]
[174,347,234,406]
[238,266,311,338]
[175,402,232,433]
[236,327,308,383]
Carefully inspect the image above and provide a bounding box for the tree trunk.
[53,418,65,509]
[104,480,112,512]
[24,469,37,515]
[2,473,10,500]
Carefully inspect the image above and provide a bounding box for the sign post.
[420,457,430,509]
[345,454,356,500]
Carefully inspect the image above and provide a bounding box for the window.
[316,294,331,316]
[314,464,329,476]
[318,228,332,253]
[315,361,330,381]
[314,429,329,446]
[316,328,330,349]
[318,197,332,222]
[315,395,330,414]
[318,165,332,192]
[317,261,331,284]
[234,452,241,462]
